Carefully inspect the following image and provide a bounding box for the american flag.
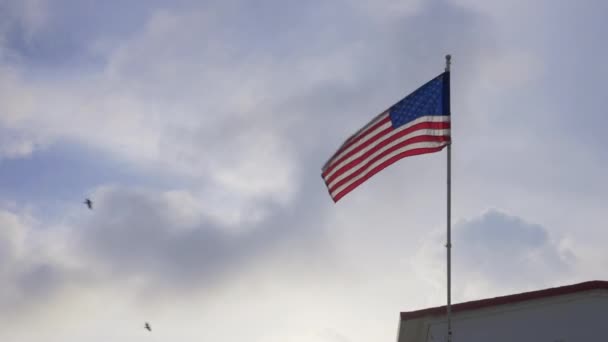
[322,72,451,202]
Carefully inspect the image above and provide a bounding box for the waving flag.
[322,72,451,202]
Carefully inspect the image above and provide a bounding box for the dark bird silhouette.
[84,198,93,210]
[145,322,151,332]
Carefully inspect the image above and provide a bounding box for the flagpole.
[445,54,453,342]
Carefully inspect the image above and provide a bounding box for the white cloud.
[0,208,81,330]
[349,0,426,20]
[0,6,311,217]
[411,209,576,303]
[0,210,27,263]
[475,50,542,92]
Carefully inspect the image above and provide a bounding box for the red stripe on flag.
[323,121,450,182]
[330,145,448,202]
[325,115,391,168]
[327,135,450,195]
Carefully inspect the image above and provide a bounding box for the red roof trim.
[401,280,608,321]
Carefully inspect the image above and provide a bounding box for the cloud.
[0,209,75,319]
[1,0,495,304]
[0,164,336,328]
[68,170,334,295]
[454,210,575,277]
[412,209,576,302]
[0,0,495,227]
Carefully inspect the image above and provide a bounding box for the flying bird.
[145,322,151,332]
[84,198,93,210]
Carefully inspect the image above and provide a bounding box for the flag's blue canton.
[389,74,446,128]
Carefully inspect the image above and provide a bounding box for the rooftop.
[400,280,608,321]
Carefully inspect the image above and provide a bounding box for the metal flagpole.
[445,54,453,342]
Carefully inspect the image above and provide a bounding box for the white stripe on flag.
[329,140,449,199]
[326,127,450,190]
[324,115,450,181]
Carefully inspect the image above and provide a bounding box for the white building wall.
[400,290,608,342]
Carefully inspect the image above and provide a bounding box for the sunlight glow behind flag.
[322,72,451,202]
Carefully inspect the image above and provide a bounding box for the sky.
[0,0,607,341]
